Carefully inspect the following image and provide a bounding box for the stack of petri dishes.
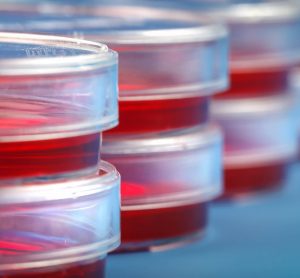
[0,3,229,251]
[197,1,300,198]
[144,0,300,198]
[0,3,229,252]
[76,5,228,252]
[91,5,228,251]
[0,32,120,277]
[213,1,300,198]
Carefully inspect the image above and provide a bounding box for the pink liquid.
[120,182,207,251]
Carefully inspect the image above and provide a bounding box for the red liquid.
[120,180,207,252]
[116,180,208,251]
[0,91,102,180]
[107,96,209,134]
[0,233,105,277]
[121,203,207,246]
[0,133,100,180]
[1,260,105,278]
[223,163,288,198]
[216,67,290,99]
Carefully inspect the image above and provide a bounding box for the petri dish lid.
[0,3,229,99]
[212,95,295,117]
[0,32,118,137]
[147,0,300,69]
[0,31,117,76]
[0,3,227,44]
[199,1,300,70]
[102,126,222,155]
[0,161,120,205]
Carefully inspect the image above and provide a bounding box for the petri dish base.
[103,126,222,251]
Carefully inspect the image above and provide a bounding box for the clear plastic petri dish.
[0,32,118,181]
[102,126,222,251]
[45,0,300,100]
[0,161,120,278]
[201,1,300,99]
[0,3,228,134]
[212,95,298,198]
[152,0,300,98]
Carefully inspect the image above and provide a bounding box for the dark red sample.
[0,132,100,180]
[0,260,105,278]
[216,64,291,197]
[0,233,105,278]
[107,96,209,134]
[121,203,207,248]
[119,181,207,251]
[216,66,290,99]
[223,163,288,198]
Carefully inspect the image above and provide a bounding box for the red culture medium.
[223,163,288,199]
[216,65,291,197]
[216,67,290,99]
[119,182,207,251]
[0,233,105,278]
[107,96,209,134]
[0,133,100,180]
[0,86,102,180]
[0,260,105,278]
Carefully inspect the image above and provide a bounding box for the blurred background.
[0,0,300,277]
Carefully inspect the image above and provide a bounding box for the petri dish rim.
[0,4,228,45]
[201,2,300,23]
[212,95,296,116]
[103,126,222,155]
[0,161,120,205]
[0,31,117,76]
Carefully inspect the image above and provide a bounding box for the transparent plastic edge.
[102,126,222,155]
[0,161,120,204]
[212,95,294,117]
[0,32,118,75]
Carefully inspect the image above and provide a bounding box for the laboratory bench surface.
[107,162,300,278]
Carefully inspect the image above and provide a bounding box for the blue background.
[107,162,300,278]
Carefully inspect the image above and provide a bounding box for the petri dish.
[0,3,228,134]
[0,32,118,181]
[213,95,298,198]
[103,126,222,251]
[0,161,120,277]
[202,1,300,99]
